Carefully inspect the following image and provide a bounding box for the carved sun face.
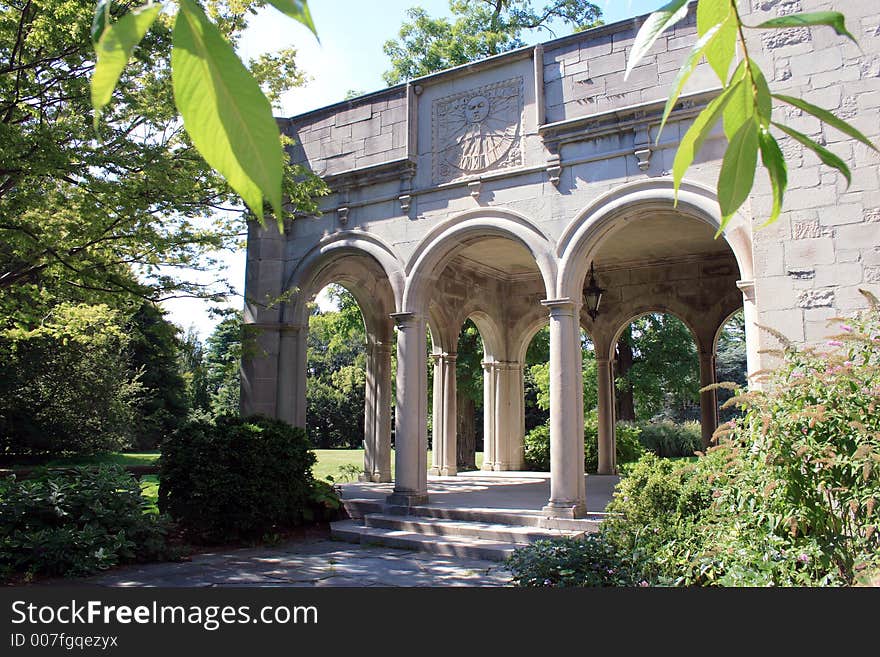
[434,82,521,177]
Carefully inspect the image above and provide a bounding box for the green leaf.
[758,128,787,225]
[657,21,724,141]
[751,59,772,127]
[91,0,111,45]
[697,0,735,83]
[265,0,318,38]
[773,121,852,186]
[172,0,284,225]
[718,118,759,229]
[773,94,878,151]
[722,60,752,141]
[91,3,162,125]
[625,0,689,80]
[752,11,857,45]
[673,78,744,198]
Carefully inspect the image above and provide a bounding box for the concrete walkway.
[71,536,511,587]
[58,472,618,588]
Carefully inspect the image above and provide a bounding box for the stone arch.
[402,208,556,314]
[603,305,701,363]
[557,178,754,302]
[284,232,405,332]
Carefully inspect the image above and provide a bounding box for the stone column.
[363,340,392,482]
[429,354,444,476]
[596,357,616,475]
[737,280,761,384]
[698,349,719,449]
[276,324,307,427]
[541,299,587,519]
[441,354,457,476]
[387,312,428,507]
[481,361,497,471]
[493,362,525,470]
[429,352,458,476]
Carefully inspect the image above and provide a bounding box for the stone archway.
[274,234,404,483]
[388,209,555,507]
[558,179,750,474]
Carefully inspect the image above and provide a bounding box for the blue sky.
[162,0,664,337]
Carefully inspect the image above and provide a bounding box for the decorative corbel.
[633,127,652,172]
[337,206,350,226]
[399,194,411,214]
[468,180,482,200]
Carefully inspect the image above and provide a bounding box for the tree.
[383,0,602,84]
[455,319,484,470]
[305,286,368,449]
[714,309,747,421]
[89,0,319,226]
[128,302,189,449]
[0,303,142,455]
[178,326,211,413]
[0,0,325,328]
[204,313,244,415]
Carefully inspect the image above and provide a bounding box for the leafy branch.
[627,0,878,233]
[90,0,317,230]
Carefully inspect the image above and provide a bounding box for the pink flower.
[797,554,810,564]
[639,580,649,587]
[840,324,853,332]
[827,340,843,347]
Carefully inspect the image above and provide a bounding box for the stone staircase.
[331,498,602,562]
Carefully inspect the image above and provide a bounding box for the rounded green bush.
[159,414,320,543]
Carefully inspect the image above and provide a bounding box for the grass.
[4,448,487,511]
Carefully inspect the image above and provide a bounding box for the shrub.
[507,535,638,587]
[0,466,168,581]
[636,420,702,458]
[524,412,644,473]
[512,294,880,587]
[159,414,335,543]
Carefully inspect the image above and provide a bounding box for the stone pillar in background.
[542,299,587,519]
[363,340,393,482]
[493,362,525,470]
[387,313,428,507]
[481,360,498,471]
[698,349,719,449]
[429,353,458,476]
[596,356,616,475]
[737,280,761,385]
[276,324,307,427]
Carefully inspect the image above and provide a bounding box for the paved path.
[66,534,511,587]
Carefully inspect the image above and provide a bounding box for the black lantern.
[584,262,604,320]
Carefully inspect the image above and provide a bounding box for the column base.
[428,466,442,476]
[359,472,393,483]
[542,501,588,519]
[386,491,429,508]
[481,463,496,471]
[440,466,457,476]
[596,466,618,476]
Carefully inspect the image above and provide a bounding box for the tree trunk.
[456,391,476,470]
[615,335,636,421]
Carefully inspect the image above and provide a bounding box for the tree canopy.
[383,0,602,84]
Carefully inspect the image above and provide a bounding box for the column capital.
[390,311,423,329]
[443,352,458,363]
[541,297,580,316]
[736,279,756,301]
[481,360,497,371]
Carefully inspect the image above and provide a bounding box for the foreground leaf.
[753,11,857,45]
[773,122,852,186]
[172,0,283,224]
[718,118,759,229]
[625,0,689,80]
[91,3,162,124]
[696,0,735,83]
[265,0,318,38]
[758,129,787,225]
[673,79,744,198]
[658,21,724,138]
[752,60,772,127]
[773,94,878,151]
[91,0,111,45]
[721,60,752,140]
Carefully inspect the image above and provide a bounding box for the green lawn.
[5,449,486,512]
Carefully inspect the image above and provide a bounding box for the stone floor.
[54,472,618,588]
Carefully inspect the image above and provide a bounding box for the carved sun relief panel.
[432,77,523,183]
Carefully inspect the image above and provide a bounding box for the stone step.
[330,520,519,562]
[362,513,584,545]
